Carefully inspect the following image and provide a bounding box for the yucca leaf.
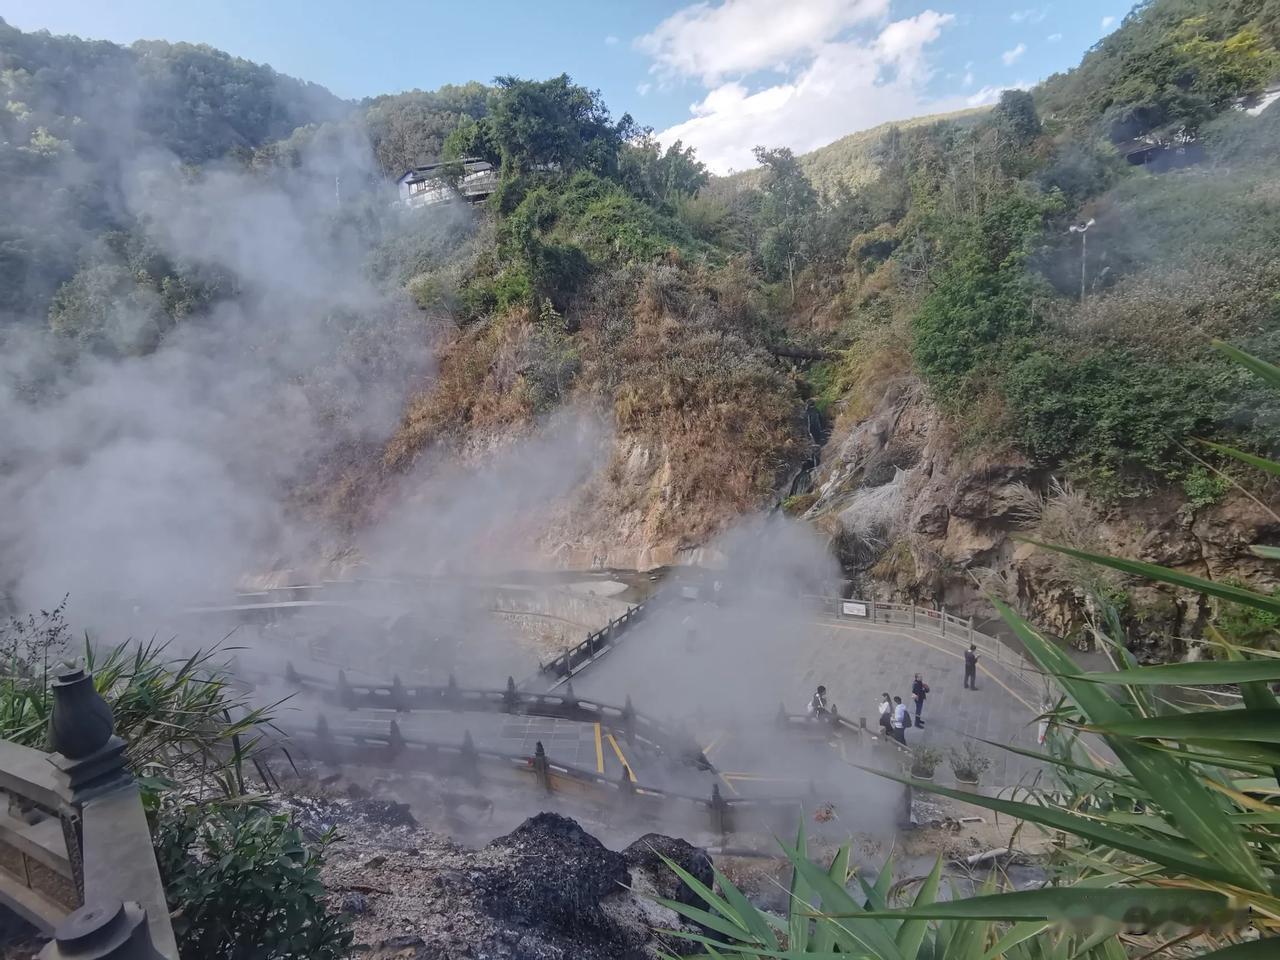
[981,921,1049,959]
[1195,938,1280,959]
[655,925,853,959]
[855,886,1230,923]
[812,845,853,954]
[655,853,746,934]
[717,867,779,948]
[1249,544,1280,559]
[1215,340,1280,389]
[995,599,1267,891]
[1081,709,1280,742]
[652,896,763,942]
[1016,543,1280,616]
[788,820,812,953]
[894,857,941,959]
[1198,439,1280,478]
[778,838,904,960]
[1072,661,1280,685]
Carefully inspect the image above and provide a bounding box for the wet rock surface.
[287,798,708,960]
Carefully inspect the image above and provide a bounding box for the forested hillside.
[4,0,1280,655]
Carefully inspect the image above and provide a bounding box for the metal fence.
[805,595,1047,702]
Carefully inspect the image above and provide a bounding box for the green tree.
[485,73,636,178]
[617,134,709,210]
[752,145,818,300]
[991,88,1042,145]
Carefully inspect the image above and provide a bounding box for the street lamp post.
[1068,218,1096,304]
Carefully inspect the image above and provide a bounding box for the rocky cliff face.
[289,799,713,960]
[808,376,1280,658]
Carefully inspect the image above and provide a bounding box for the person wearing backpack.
[891,695,909,744]
[964,644,979,690]
[911,674,930,727]
[877,692,892,737]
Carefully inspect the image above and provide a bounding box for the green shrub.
[911,188,1062,402]
[1002,346,1226,494]
[1182,465,1231,507]
[155,802,351,960]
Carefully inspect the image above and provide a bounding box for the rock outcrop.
[809,376,1280,658]
[294,799,712,960]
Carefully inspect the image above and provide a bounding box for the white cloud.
[966,79,1031,108]
[1047,32,1063,42]
[637,0,890,84]
[605,34,619,46]
[962,70,975,87]
[1002,42,1027,66]
[1101,15,1116,30]
[1010,6,1048,23]
[637,82,652,96]
[651,10,958,173]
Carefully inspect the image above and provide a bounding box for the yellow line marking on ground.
[606,733,635,781]
[722,774,795,783]
[812,618,1112,770]
[593,723,604,774]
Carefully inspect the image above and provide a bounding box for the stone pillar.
[532,742,551,793]
[38,900,164,959]
[46,665,176,957]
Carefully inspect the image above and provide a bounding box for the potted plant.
[908,745,942,781]
[949,742,992,785]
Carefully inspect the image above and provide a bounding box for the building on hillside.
[397,158,498,208]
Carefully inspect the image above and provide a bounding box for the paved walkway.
[562,603,1050,788]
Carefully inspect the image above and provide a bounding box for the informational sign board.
[841,601,868,617]
[680,586,700,600]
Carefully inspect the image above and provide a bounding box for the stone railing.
[536,600,652,685]
[0,666,178,959]
[284,719,831,837]
[280,666,710,770]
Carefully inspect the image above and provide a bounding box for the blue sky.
[6,1,1131,172]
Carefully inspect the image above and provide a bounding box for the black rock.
[622,834,713,909]
[340,892,369,915]
[482,813,630,932]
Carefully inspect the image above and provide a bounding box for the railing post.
[459,730,479,785]
[390,675,408,712]
[532,741,551,793]
[911,604,917,628]
[502,676,518,713]
[621,696,636,742]
[46,664,177,957]
[968,617,974,644]
[869,598,876,622]
[941,606,947,637]
[709,784,729,835]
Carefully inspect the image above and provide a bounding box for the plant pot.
[955,774,979,786]
[910,769,934,781]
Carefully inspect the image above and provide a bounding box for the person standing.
[964,644,979,690]
[891,695,908,744]
[911,674,929,727]
[808,685,830,718]
[877,692,892,737]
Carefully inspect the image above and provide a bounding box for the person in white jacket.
[891,696,909,744]
[877,693,892,736]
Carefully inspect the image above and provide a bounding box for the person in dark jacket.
[964,644,979,690]
[911,674,929,726]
